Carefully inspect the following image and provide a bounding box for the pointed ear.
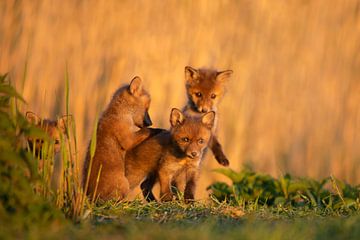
[216,70,233,82]
[201,111,215,129]
[129,76,143,96]
[185,66,200,84]
[26,111,41,125]
[170,108,185,127]
[57,115,72,133]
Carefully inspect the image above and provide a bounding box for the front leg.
[127,128,165,149]
[184,169,199,203]
[158,169,174,202]
[120,128,152,150]
[171,171,186,198]
[209,135,229,166]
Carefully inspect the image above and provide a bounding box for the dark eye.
[198,138,204,144]
[195,92,202,98]
[211,94,217,99]
[182,137,189,142]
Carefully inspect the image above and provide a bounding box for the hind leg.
[96,173,130,201]
[113,175,130,200]
[93,153,130,201]
[140,172,157,202]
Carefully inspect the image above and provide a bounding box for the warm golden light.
[1,0,359,198]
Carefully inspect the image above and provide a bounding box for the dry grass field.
[1,0,359,198]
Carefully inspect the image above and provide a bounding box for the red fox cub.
[26,112,69,155]
[82,76,157,201]
[183,66,232,166]
[25,112,70,188]
[158,109,215,202]
[140,66,232,201]
[125,108,215,202]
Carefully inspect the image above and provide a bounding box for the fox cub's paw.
[217,156,230,167]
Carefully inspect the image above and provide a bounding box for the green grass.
[1,72,360,239]
[4,200,359,240]
[88,201,360,240]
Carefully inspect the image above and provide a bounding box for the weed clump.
[0,73,65,238]
[208,167,360,212]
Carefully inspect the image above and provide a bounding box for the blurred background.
[1,0,359,198]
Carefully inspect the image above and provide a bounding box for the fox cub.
[125,108,215,202]
[141,66,232,200]
[26,112,70,155]
[25,112,70,189]
[158,108,215,201]
[83,76,157,201]
[183,66,232,166]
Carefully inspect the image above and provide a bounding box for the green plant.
[207,167,360,212]
[0,73,65,237]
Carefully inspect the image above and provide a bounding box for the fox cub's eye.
[198,138,204,144]
[211,94,217,99]
[195,92,202,98]
[182,137,189,142]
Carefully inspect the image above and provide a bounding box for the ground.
[3,200,359,240]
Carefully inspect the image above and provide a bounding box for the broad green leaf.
[288,181,310,193]
[213,168,244,183]
[0,84,25,103]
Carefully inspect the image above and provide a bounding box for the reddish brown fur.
[174,66,232,189]
[184,67,232,115]
[140,66,232,201]
[125,108,214,202]
[125,129,169,198]
[82,76,156,201]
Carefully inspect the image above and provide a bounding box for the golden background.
[1,0,359,198]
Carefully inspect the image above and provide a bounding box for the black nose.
[191,152,197,157]
[201,108,208,113]
[143,111,152,127]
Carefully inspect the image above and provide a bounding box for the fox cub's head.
[170,108,215,159]
[185,66,233,113]
[126,76,152,128]
[26,112,70,153]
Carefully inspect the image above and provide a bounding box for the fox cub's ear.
[201,111,215,129]
[57,115,72,133]
[129,76,143,96]
[216,70,233,82]
[26,111,41,125]
[185,66,200,84]
[170,108,185,127]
